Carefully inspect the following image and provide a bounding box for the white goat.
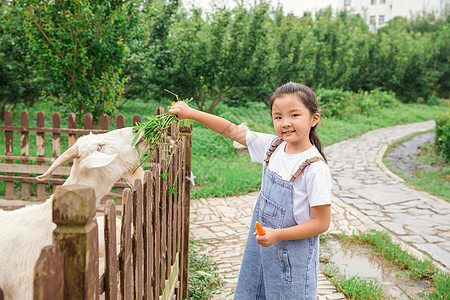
[0,127,148,300]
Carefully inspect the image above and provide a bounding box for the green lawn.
[384,133,449,202]
[6,99,448,199]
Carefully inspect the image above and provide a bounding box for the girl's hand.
[254,227,278,247]
[168,101,194,120]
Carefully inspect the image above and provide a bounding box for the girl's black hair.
[269,81,327,162]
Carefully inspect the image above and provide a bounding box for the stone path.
[189,120,449,299]
[327,120,449,269]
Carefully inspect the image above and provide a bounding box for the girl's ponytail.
[310,126,327,162]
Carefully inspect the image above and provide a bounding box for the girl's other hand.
[254,227,278,247]
[168,101,193,120]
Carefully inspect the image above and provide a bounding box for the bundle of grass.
[132,90,193,167]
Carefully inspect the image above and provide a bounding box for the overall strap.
[290,157,327,182]
[264,138,283,165]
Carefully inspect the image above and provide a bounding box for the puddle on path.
[320,236,433,299]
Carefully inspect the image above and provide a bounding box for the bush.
[355,89,399,114]
[426,92,444,106]
[435,111,450,161]
[316,88,400,119]
[316,88,352,118]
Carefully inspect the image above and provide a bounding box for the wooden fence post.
[20,111,30,201]
[33,245,64,300]
[103,200,118,300]
[143,171,154,300]
[67,113,77,149]
[4,110,14,200]
[151,164,162,298]
[120,188,133,299]
[115,115,125,202]
[51,112,62,185]
[179,124,193,299]
[52,185,99,300]
[36,112,46,201]
[133,179,144,299]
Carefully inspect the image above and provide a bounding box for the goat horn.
[36,146,79,181]
[132,129,146,147]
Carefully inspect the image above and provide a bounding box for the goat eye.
[97,144,104,151]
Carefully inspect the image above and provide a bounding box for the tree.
[123,0,180,100]
[19,0,142,125]
[376,17,437,101]
[0,1,42,118]
[163,1,271,112]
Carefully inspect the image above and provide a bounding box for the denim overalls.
[234,139,325,300]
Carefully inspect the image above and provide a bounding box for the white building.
[336,0,450,30]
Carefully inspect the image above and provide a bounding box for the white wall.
[337,0,448,30]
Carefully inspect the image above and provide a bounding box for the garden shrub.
[316,88,352,118]
[355,89,399,115]
[435,111,450,161]
[316,88,400,118]
[426,92,444,106]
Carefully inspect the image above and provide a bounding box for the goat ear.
[80,152,118,169]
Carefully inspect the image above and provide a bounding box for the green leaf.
[196,271,213,278]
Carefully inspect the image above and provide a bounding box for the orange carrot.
[255,221,266,236]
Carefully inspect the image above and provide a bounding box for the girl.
[169,82,331,299]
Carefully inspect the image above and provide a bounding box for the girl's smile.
[271,94,320,154]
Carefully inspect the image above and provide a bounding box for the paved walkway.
[189,120,449,299]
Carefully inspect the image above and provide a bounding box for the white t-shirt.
[246,131,332,225]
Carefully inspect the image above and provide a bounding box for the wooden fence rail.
[31,117,193,299]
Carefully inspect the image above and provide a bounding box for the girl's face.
[271,94,320,153]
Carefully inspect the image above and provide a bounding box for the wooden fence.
[0,108,193,299]
[0,110,145,208]
[31,122,192,299]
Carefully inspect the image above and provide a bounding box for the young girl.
[169,82,331,299]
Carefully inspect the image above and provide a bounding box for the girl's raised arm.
[169,101,248,147]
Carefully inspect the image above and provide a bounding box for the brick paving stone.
[422,234,445,243]
[404,224,436,236]
[324,294,347,300]
[402,235,426,244]
[415,243,450,268]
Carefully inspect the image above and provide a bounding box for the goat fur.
[0,127,148,300]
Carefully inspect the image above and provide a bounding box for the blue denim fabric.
[234,166,319,300]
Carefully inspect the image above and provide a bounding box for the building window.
[380,0,386,3]
[344,0,351,7]
[379,15,385,25]
[370,15,376,24]
[371,0,376,4]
